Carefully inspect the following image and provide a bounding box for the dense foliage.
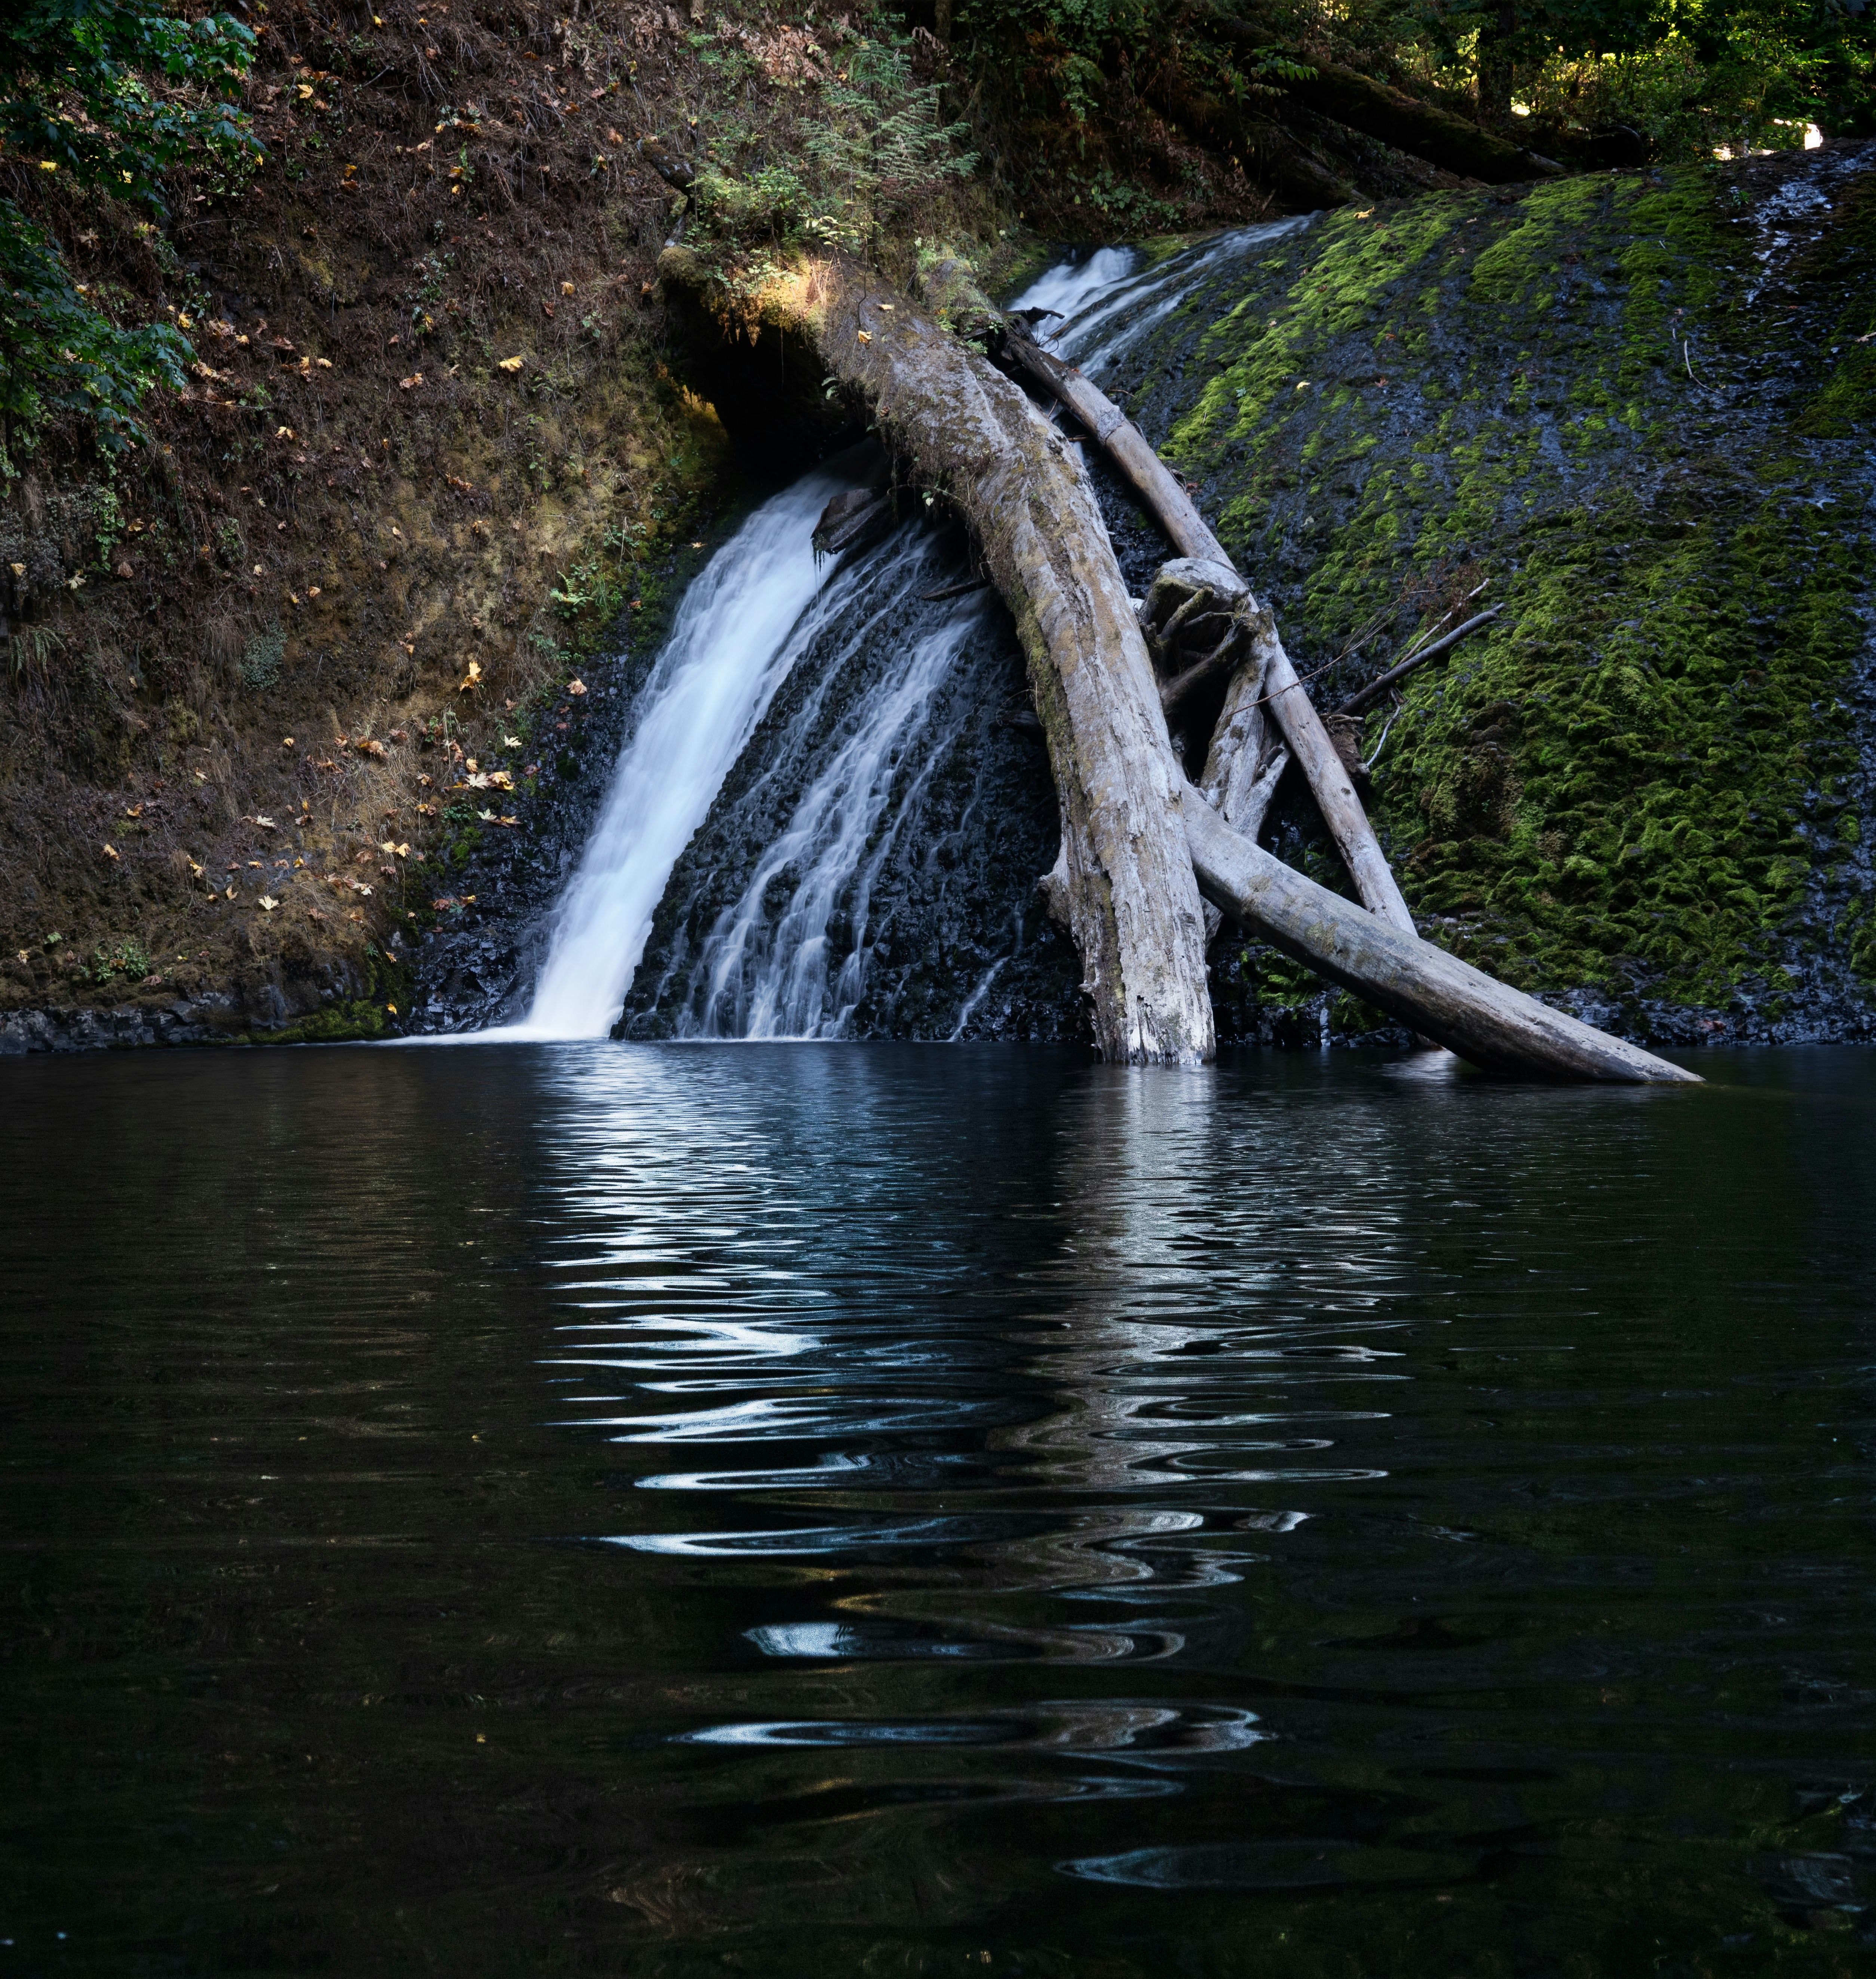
[0,0,258,467]
[950,0,1873,213]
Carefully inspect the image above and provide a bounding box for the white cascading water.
[499,221,1306,1041]
[667,575,989,1039]
[505,467,848,1038]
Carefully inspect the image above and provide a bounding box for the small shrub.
[92,936,150,983]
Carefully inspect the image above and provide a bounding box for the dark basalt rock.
[620,524,1083,1044]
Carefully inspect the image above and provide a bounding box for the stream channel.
[2,240,1873,1976]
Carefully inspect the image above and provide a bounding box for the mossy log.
[658,244,1213,1065]
[1003,332,1416,939]
[1183,791,1697,1083]
[1197,9,1565,187]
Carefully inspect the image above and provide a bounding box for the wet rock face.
[408,627,671,1034]
[621,527,1083,1044]
[1092,144,1876,1048]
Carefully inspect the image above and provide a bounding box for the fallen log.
[1182,789,1698,1083]
[1004,331,1414,938]
[1194,8,1566,188]
[658,244,1214,1065]
[1143,560,1285,841]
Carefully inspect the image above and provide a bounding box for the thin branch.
[1339,605,1502,717]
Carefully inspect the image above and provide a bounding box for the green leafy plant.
[0,0,261,469]
[91,935,150,982]
[682,24,976,271]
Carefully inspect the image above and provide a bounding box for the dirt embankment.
[0,1,797,1047]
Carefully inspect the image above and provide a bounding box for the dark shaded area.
[620,520,1083,1043]
[1,1043,1872,1972]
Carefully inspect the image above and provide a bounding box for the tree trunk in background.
[659,245,1215,1065]
[1476,0,1517,130]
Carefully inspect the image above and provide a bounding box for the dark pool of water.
[2,1044,1872,1976]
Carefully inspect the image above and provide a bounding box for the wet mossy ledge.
[1089,141,1876,1047]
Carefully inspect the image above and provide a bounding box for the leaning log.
[1339,606,1501,716]
[1004,329,1417,939]
[658,245,1214,1065]
[1183,790,1696,1083]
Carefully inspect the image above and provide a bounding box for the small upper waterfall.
[498,223,1306,1042]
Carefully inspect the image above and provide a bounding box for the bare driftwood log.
[1183,791,1696,1083]
[659,245,1213,1064]
[1004,330,1417,941]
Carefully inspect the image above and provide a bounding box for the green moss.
[1140,156,1875,1022]
[258,998,392,1044]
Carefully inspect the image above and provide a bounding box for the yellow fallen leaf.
[224,883,236,899]
[855,330,871,343]
[459,659,482,693]
[276,426,295,439]
[259,895,280,911]
[502,734,521,748]
[566,678,586,696]
[387,1003,398,1015]
[498,355,524,372]
[102,843,119,859]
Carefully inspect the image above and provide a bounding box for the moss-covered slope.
[1107,142,1876,1044]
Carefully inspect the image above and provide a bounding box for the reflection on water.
[1,1043,1872,1975]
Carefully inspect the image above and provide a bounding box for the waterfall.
[505,466,849,1038]
[498,222,1308,1042]
[658,567,991,1040]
